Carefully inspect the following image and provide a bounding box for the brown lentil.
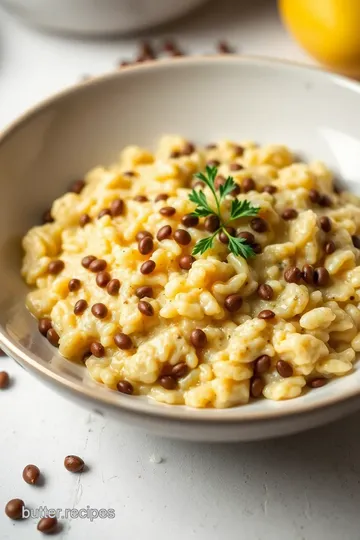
[314,267,330,286]
[140,260,156,274]
[207,159,220,167]
[98,208,111,219]
[138,236,154,255]
[157,225,172,241]
[159,206,176,217]
[90,342,105,358]
[254,355,271,375]
[134,195,148,202]
[114,332,133,350]
[276,360,293,378]
[37,517,58,534]
[47,328,59,347]
[64,455,85,473]
[81,255,96,269]
[281,208,298,220]
[284,266,302,284]
[258,309,276,320]
[302,264,314,284]
[106,279,121,296]
[252,243,262,254]
[205,143,217,150]
[5,499,25,520]
[160,364,173,376]
[231,184,241,196]
[0,371,9,389]
[68,278,81,292]
[91,303,108,319]
[155,193,169,202]
[159,375,176,390]
[309,189,321,204]
[192,181,205,190]
[324,240,336,254]
[89,259,107,272]
[190,328,207,348]
[135,286,153,299]
[236,230,255,244]
[48,260,64,275]
[138,300,154,316]
[234,145,244,157]
[79,213,91,227]
[172,362,188,379]
[262,184,277,194]
[136,230,153,242]
[38,318,52,336]
[22,464,40,485]
[181,214,199,228]
[179,255,195,270]
[250,217,268,233]
[204,215,220,232]
[319,216,332,232]
[170,150,181,158]
[308,378,327,388]
[182,142,195,155]
[218,230,229,244]
[218,40,233,53]
[139,40,155,59]
[257,284,273,300]
[174,229,192,245]
[242,177,256,192]
[117,380,134,394]
[352,235,360,249]
[214,175,226,189]
[250,377,265,398]
[229,163,243,171]
[224,294,243,312]
[69,179,85,194]
[319,194,332,207]
[123,170,136,177]
[219,227,236,244]
[74,299,88,315]
[110,199,124,217]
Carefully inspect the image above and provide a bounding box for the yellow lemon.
[279,0,360,78]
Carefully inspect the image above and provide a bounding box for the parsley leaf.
[189,189,214,217]
[230,199,259,220]
[194,166,218,193]
[219,176,236,200]
[192,235,217,256]
[228,235,256,259]
[194,166,220,215]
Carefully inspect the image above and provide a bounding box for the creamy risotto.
[21,136,360,408]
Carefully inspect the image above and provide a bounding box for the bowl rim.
[2,54,360,424]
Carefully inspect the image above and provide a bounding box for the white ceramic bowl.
[2,56,360,442]
[1,0,207,35]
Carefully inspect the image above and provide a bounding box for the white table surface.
[1,2,359,539]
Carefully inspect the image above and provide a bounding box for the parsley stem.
[222,227,233,240]
[208,185,221,218]
[210,229,221,243]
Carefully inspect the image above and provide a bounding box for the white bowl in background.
[1,0,207,35]
[1,56,360,441]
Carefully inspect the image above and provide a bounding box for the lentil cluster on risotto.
[21,136,360,409]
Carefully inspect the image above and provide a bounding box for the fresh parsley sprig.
[189,166,260,259]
